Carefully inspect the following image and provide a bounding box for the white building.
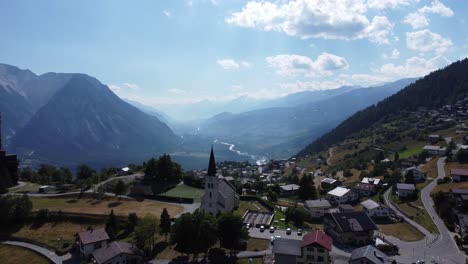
[326,187,358,205]
[403,166,425,183]
[361,177,382,186]
[200,147,240,214]
[361,199,390,218]
[396,183,416,199]
[423,145,446,156]
[304,199,332,218]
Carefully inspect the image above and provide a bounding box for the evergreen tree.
[114,179,126,198]
[159,208,171,241]
[216,212,249,250]
[105,209,119,239]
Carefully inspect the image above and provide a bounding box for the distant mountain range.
[197,78,416,158]
[0,64,179,168]
[297,58,468,157]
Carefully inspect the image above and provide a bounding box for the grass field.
[422,158,439,179]
[377,222,424,241]
[246,238,270,251]
[0,244,50,264]
[160,184,204,202]
[235,201,269,216]
[390,194,438,234]
[31,195,183,218]
[399,141,425,159]
[14,221,101,250]
[8,182,42,193]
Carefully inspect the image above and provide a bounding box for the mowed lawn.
[31,195,183,218]
[377,222,424,241]
[0,244,50,264]
[14,222,102,250]
[160,184,204,202]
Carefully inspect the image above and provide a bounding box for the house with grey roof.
[324,212,377,246]
[349,245,391,264]
[273,238,302,264]
[396,183,416,199]
[77,228,109,258]
[304,199,332,218]
[92,241,143,264]
[361,199,390,218]
[201,147,240,214]
[451,168,468,182]
[279,184,300,196]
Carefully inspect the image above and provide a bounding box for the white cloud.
[375,55,450,78]
[366,0,419,10]
[168,88,187,94]
[404,12,429,29]
[406,29,452,53]
[217,59,250,70]
[419,0,453,17]
[122,83,140,90]
[163,10,171,17]
[351,74,391,86]
[266,52,349,77]
[226,0,395,44]
[383,48,400,59]
[403,1,453,29]
[108,83,140,93]
[108,85,121,92]
[279,80,351,93]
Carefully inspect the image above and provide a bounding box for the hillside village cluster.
[3,99,468,264]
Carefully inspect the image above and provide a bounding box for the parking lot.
[248,226,304,241]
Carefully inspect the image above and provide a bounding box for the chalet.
[423,145,446,156]
[273,230,332,264]
[352,183,377,197]
[327,187,358,205]
[338,204,355,213]
[92,242,143,264]
[280,184,300,196]
[117,167,133,176]
[201,147,240,214]
[451,169,468,182]
[399,158,418,169]
[361,177,382,187]
[320,178,339,189]
[396,183,416,199]
[77,228,110,258]
[403,166,425,183]
[324,212,377,246]
[428,134,441,144]
[349,245,391,264]
[361,199,390,218]
[304,199,332,218]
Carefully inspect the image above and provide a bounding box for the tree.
[127,213,139,232]
[298,175,315,200]
[134,215,158,255]
[159,208,171,241]
[266,190,278,203]
[114,180,126,198]
[404,170,415,184]
[77,164,96,181]
[394,152,399,162]
[216,212,249,250]
[105,210,119,239]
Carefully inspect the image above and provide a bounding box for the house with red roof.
[77,228,110,259]
[272,230,332,264]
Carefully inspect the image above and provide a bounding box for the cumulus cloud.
[265,52,349,77]
[376,55,450,78]
[406,29,452,53]
[217,59,250,70]
[279,80,351,93]
[366,0,419,10]
[163,10,171,17]
[226,0,395,44]
[404,12,429,29]
[383,49,400,59]
[403,1,453,29]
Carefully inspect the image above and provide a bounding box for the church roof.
[207,146,217,176]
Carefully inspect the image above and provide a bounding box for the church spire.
[207,145,217,176]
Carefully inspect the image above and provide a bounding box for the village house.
[349,245,391,264]
[92,241,143,264]
[280,184,300,196]
[324,211,377,246]
[428,134,441,144]
[338,204,355,213]
[326,186,358,205]
[423,145,446,156]
[273,230,333,264]
[396,183,416,199]
[352,183,377,197]
[403,166,425,183]
[304,199,332,218]
[399,158,418,169]
[361,199,390,218]
[361,177,382,187]
[320,178,339,189]
[200,147,240,214]
[77,228,110,258]
[451,169,468,182]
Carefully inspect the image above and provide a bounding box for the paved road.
[327,147,333,165]
[382,157,466,263]
[1,240,62,263]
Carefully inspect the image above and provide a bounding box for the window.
[317,256,324,262]
[209,192,212,198]
[94,243,102,250]
[318,248,324,253]
[307,247,314,252]
[306,255,314,260]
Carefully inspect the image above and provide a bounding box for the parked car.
[260,225,265,232]
[286,228,291,235]
[246,223,250,229]
[269,226,275,233]
[297,229,302,236]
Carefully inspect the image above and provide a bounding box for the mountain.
[198,78,416,158]
[0,64,179,168]
[297,58,468,157]
[124,99,171,124]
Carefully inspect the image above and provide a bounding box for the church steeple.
[207,145,217,176]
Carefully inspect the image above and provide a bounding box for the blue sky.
[1,0,467,109]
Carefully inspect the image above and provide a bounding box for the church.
[200,146,240,214]
[0,113,19,193]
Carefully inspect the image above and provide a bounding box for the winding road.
[383,157,466,263]
[1,240,63,263]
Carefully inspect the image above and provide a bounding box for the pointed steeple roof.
[207,145,217,176]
